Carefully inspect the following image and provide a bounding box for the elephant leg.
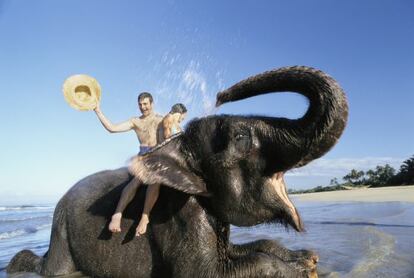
[228,253,309,278]
[6,250,42,274]
[171,238,310,277]
[230,240,318,276]
[221,253,309,278]
[40,208,77,276]
[173,251,307,278]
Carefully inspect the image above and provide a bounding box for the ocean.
[1,201,413,277]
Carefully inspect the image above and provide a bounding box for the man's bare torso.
[131,113,163,147]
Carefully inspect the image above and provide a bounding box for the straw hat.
[62,74,101,111]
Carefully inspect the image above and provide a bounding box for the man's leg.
[136,183,160,236]
[109,177,142,233]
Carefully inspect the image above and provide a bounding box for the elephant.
[7,66,348,277]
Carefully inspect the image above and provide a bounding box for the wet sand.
[292,185,414,203]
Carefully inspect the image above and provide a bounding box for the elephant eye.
[235,133,247,141]
[234,132,252,153]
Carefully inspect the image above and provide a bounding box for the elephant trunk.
[216,66,348,171]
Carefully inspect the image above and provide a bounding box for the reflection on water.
[1,202,414,277]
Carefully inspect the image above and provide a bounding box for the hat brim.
[63,74,101,111]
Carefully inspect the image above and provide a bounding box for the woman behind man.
[109,103,187,236]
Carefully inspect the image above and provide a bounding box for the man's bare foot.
[109,213,122,233]
[136,215,149,236]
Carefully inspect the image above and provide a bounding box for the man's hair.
[170,103,187,114]
[138,92,153,103]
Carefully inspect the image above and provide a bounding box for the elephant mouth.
[265,172,304,232]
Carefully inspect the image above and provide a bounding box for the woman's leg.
[136,184,160,236]
[109,177,141,233]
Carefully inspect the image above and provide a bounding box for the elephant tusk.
[267,172,304,232]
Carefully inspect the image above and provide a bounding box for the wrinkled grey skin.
[7,66,348,278]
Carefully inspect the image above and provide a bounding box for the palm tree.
[366,164,396,187]
[343,169,365,185]
[392,155,414,185]
[400,155,414,174]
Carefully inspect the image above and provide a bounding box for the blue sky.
[0,0,413,204]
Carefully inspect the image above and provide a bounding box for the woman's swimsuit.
[139,146,152,155]
[171,125,179,135]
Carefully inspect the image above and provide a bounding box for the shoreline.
[291,185,414,203]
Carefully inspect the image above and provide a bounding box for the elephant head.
[130,66,348,233]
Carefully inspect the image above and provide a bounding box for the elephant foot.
[287,250,319,278]
[7,249,42,274]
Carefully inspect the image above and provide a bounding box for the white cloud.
[286,156,405,178]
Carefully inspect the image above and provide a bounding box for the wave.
[347,227,395,277]
[306,220,414,228]
[0,223,52,240]
[0,215,53,223]
[0,229,26,240]
[0,205,54,211]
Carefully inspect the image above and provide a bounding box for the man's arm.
[94,104,134,133]
[162,115,172,139]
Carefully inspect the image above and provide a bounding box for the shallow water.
[232,201,414,278]
[1,201,414,277]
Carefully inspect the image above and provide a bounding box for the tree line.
[289,155,414,194]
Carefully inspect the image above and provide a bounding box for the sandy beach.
[292,185,414,203]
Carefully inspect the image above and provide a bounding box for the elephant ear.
[129,152,209,196]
